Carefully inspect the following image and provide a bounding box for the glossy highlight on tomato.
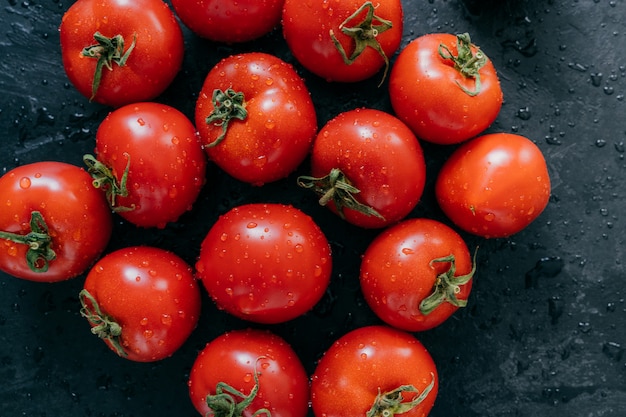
[435,132,551,238]
[0,162,113,282]
[195,203,332,324]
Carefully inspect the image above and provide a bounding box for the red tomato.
[298,108,426,229]
[360,218,475,332]
[195,52,317,185]
[282,0,403,83]
[171,0,283,43]
[389,32,503,145]
[59,0,184,107]
[0,162,112,282]
[311,325,438,417]
[86,102,206,228]
[188,329,309,417]
[80,246,201,362]
[435,133,551,238]
[195,203,332,324]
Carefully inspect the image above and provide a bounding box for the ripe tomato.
[86,102,206,228]
[389,32,503,145]
[435,133,551,238]
[360,218,475,332]
[311,325,438,417]
[59,0,184,107]
[171,0,283,43]
[282,0,403,83]
[80,246,201,362]
[0,162,112,282]
[298,108,426,229]
[195,203,332,324]
[195,52,317,185]
[188,329,309,417]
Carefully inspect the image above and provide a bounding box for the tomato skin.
[282,0,403,83]
[304,108,426,229]
[360,218,474,332]
[435,133,551,238]
[171,0,283,43]
[59,0,184,107]
[81,246,201,362]
[195,52,317,185]
[389,33,503,145]
[92,102,206,228]
[0,162,112,282]
[188,329,310,417]
[195,203,332,324]
[311,325,438,417]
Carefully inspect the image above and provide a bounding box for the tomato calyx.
[83,153,134,212]
[330,1,393,86]
[0,211,56,273]
[419,248,478,315]
[205,357,271,417]
[205,88,248,148]
[79,289,127,357]
[366,373,436,417]
[81,31,137,101]
[438,33,487,96]
[297,168,385,220]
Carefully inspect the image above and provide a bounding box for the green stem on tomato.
[205,357,271,417]
[366,373,436,417]
[81,31,137,101]
[438,32,488,96]
[419,247,479,315]
[83,152,134,212]
[297,168,385,221]
[329,1,394,87]
[0,211,56,273]
[204,88,248,148]
[79,289,127,357]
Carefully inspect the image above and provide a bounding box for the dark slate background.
[1,0,625,416]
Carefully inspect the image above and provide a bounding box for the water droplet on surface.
[590,72,603,86]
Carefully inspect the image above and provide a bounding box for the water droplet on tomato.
[294,244,304,253]
[140,317,149,326]
[161,314,173,326]
[401,247,414,255]
[19,177,31,189]
[143,329,154,339]
[265,78,274,86]
[171,136,179,145]
[137,118,146,126]
[243,373,253,383]
[247,222,258,229]
[7,245,18,257]
[484,213,496,222]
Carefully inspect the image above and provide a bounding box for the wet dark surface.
[1,0,625,416]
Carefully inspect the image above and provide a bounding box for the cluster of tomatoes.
[0,0,553,416]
